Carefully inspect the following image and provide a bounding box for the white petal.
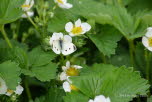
[60,72,67,81]
[64,35,72,43]
[75,19,81,27]
[21,11,34,18]
[64,3,73,9]
[14,85,24,95]
[66,61,71,68]
[147,27,152,32]
[88,99,94,102]
[147,47,152,52]
[72,65,83,69]
[75,19,82,27]
[94,95,107,102]
[106,97,111,102]
[142,36,149,47]
[81,23,91,32]
[145,27,152,37]
[30,0,34,8]
[63,81,71,92]
[22,0,34,11]
[69,32,75,37]
[58,3,73,9]
[65,22,73,32]
[62,66,68,71]
[6,91,13,96]
[0,77,7,94]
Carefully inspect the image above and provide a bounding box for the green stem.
[101,53,107,64]
[24,78,32,101]
[145,50,150,80]
[0,25,13,48]
[25,12,38,30]
[128,39,135,67]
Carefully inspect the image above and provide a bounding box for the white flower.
[14,85,24,95]
[88,95,111,102]
[54,0,73,9]
[142,27,152,51]
[59,61,82,81]
[63,81,71,92]
[6,89,14,96]
[49,33,76,55]
[62,80,78,92]
[65,19,91,36]
[6,85,24,96]
[0,77,7,94]
[22,0,34,11]
[21,11,34,18]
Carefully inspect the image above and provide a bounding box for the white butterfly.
[50,32,77,55]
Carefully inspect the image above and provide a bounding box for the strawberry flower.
[65,19,91,36]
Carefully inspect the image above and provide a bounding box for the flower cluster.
[48,1,111,102]
[59,61,82,92]
[0,77,24,97]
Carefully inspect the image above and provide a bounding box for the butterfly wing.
[52,40,62,54]
[61,42,77,56]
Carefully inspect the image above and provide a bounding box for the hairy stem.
[0,25,13,48]
[101,53,107,64]
[145,50,150,80]
[128,39,135,67]
[25,12,38,30]
[24,78,32,101]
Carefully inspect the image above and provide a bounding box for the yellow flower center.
[7,89,14,94]
[71,26,83,35]
[70,85,78,91]
[148,37,152,47]
[57,0,63,4]
[66,67,79,76]
[21,4,30,8]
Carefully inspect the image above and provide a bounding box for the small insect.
[50,32,77,55]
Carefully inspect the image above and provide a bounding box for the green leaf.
[127,0,152,14]
[45,87,65,102]
[32,96,46,102]
[70,64,150,102]
[147,96,152,102]
[0,61,21,90]
[31,62,57,81]
[88,26,122,56]
[22,63,57,82]
[69,0,146,39]
[69,0,112,25]
[28,47,57,67]
[32,88,65,102]
[64,92,89,102]
[22,47,58,81]
[0,0,25,24]
[47,8,78,32]
[0,46,28,69]
[109,45,131,67]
